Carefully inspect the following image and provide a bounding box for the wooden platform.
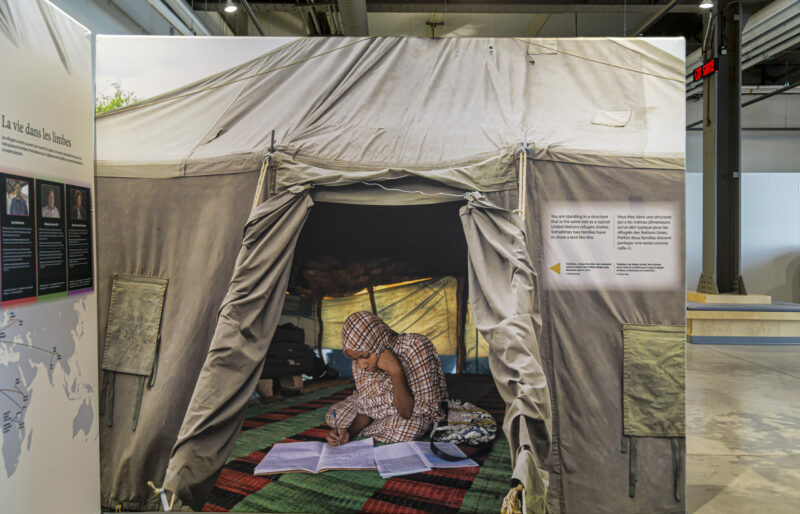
[687,299,800,345]
[687,291,772,305]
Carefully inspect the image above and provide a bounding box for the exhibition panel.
[0,1,99,513]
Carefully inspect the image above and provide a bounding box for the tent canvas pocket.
[623,323,685,438]
[101,273,168,431]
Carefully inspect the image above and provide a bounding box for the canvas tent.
[94,37,685,513]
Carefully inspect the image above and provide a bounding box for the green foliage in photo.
[95,82,140,115]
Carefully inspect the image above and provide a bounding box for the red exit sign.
[693,58,719,81]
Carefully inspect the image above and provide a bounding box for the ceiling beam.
[228,1,702,14]
[627,0,680,36]
[525,13,550,37]
[241,0,268,35]
[367,3,701,14]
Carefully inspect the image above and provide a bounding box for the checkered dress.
[325,311,448,443]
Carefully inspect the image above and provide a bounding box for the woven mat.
[203,379,510,513]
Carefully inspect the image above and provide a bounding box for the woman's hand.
[326,428,350,446]
[377,349,403,376]
[378,350,414,419]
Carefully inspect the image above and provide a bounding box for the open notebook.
[254,438,478,477]
[255,438,376,474]
[375,441,478,478]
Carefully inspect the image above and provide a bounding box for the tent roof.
[96,37,684,190]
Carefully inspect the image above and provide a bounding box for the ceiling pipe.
[240,0,267,35]
[627,0,680,36]
[327,5,341,35]
[147,0,195,35]
[741,79,800,107]
[162,0,214,35]
[686,79,800,128]
[337,0,369,36]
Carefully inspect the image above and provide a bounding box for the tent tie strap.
[100,371,115,427]
[628,436,637,498]
[288,183,313,194]
[147,481,175,512]
[672,437,681,502]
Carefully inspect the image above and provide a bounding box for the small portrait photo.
[6,178,30,216]
[40,184,62,219]
[69,188,88,221]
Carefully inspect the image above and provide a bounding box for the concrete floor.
[687,343,800,513]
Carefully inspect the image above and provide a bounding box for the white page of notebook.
[412,441,479,468]
[254,441,323,474]
[374,442,432,478]
[317,437,376,471]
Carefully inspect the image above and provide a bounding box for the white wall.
[686,94,800,301]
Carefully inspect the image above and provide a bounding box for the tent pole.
[367,284,378,315]
[518,150,527,218]
[315,296,324,360]
[456,276,466,374]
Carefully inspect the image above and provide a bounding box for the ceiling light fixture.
[224,0,238,13]
[699,1,713,9]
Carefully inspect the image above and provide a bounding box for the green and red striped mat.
[202,380,511,513]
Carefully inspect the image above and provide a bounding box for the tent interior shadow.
[290,200,469,297]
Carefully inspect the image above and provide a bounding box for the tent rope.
[96,37,375,118]
[357,180,470,198]
[306,176,471,199]
[515,38,684,83]
[147,480,175,511]
[513,133,531,219]
[252,154,272,211]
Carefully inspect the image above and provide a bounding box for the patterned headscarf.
[341,311,397,355]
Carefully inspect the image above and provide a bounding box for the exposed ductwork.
[337,0,369,36]
[686,0,800,97]
[147,0,195,35]
[240,0,267,36]
[162,0,214,35]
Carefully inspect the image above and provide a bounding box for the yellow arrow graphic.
[549,262,561,274]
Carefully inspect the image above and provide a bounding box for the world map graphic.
[0,298,95,477]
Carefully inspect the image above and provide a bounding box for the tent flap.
[163,189,313,509]
[459,193,552,511]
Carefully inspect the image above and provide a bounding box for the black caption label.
[1,172,37,303]
[35,179,67,296]
[65,185,92,291]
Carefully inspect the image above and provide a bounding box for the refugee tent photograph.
[94,36,685,513]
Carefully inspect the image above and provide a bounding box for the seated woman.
[325,311,448,445]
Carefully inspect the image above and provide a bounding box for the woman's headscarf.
[341,311,397,355]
